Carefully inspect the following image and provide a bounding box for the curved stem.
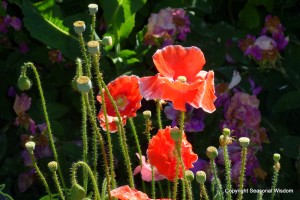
[71,161,101,200]
[24,62,66,190]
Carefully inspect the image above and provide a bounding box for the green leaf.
[273,91,300,112]
[238,5,260,29]
[22,0,80,60]
[101,0,147,40]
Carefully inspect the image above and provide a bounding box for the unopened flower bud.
[25,141,35,152]
[196,171,206,184]
[76,76,92,93]
[185,170,194,182]
[219,135,232,146]
[222,128,231,137]
[101,36,113,46]
[88,4,98,15]
[239,137,250,148]
[73,21,86,34]
[48,161,58,173]
[274,162,281,172]
[273,153,281,162]
[18,75,31,91]
[170,128,182,142]
[70,183,86,200]
[87,41,99,54]
[206,146,218,159]
[143,110,152,119]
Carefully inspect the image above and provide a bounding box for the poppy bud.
[70,183,86,200]
[25,141,35,152]
[87,41,99,54]
[239,137,250,148]
[18,75,31,91]
[101,36,113,46]
[185,170,194,182]
[170,128,181,142]
[143,110,152,119]
[73,21,86,34]
[48,161,58,173]
[88,4,98,15]
[196,171,206,184]
[206,146,218,159]
[76,76,92,93]
[222,128,231,137]
[273,153,281,162]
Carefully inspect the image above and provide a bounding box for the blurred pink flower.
[133,153,165,182]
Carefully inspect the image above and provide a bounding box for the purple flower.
[18,169,35,193]
[0,16,11,33]
[164,103,205,132]
[272,32,289,51]
[9,16,22,30]
[19,42,29,54]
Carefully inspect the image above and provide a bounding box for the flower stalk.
[238,137,250,200]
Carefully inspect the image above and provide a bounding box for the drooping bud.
[206,146,218,159]
[25,141,35,152]
[87,41,99,54]
[170,128,182,142]
[143,110,152,119]
[185,170,194,182]
[48,161,58,173]
[70,183,86,200]
[76,76,92,93]
[73,21,86,34]
[196,171,206,184]
[101,36,113,46]
[88,4,98,15]
[239,137,250,148]
[18,75,31,91]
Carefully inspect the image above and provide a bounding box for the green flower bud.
[206,146,218,159]
[70,184,86,200]
[273,153,281,162]
[73,21,86,34]
[196,171,206,184]
[239,137,250,148]
[25,141,35,152]
[71,75,80,92]
[88,4,98,15]
[18,75,31,91]
[170,128,182,142]
[222,128,231,137]
[101,36,113,46]
[48,161,58,173]
[185,170,194,182]
[87,41,99,54]
[143,110,152,119]
[76,76,92,93]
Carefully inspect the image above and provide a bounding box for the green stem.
[257,191,263,200]
[24,62,66,190]
[238,147,248,200]
[29,152,52,199]
[186,181,193,200]
[167,181,171,198]
[91,53,116,189]
[90,14,96,41]
[83,93,111,199]
[81,94,89,191]
[210,159,223,199]
[222,142,232,200]
[71,161,101,200]
[200,183,209,200]
[129,118,146,192]
[52,172,65,200]
[151,166,156,199]
[78,34,91,76]
[172,147,180,200]
[156,101,163,129]
[271,163,279,200]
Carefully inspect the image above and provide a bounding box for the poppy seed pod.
[48,161,58,173]
[76,76,92,93]
[185,170,194,182]
[206,146,218,159]
[196,171,206,184]
[239,137,250,148]
[25,141,35,152]
[170,128,182,142]
[222,128,231,137]
[143,110,152,119]
[73,21,86,34]
[101,36,113,46]
[18,75,31,91]
[88,4,98,15]
[87,41,99,54]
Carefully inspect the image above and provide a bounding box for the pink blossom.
[254,35,276,51]
[133,153,165,182]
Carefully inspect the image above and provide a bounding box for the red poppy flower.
[139,45,216,112]
[147,126,198,181]
[97,75,142,132]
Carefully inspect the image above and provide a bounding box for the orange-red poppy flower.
[139,45,216,112]
[110,185,171,200]
[97,75,142,132]
[147,126,198,181]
